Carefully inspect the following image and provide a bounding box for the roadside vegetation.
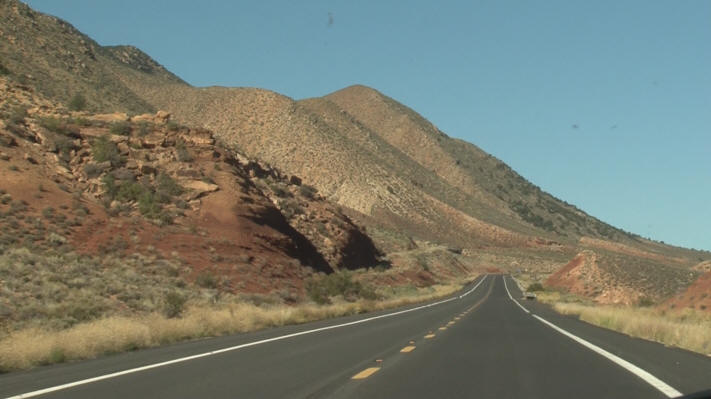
[513,275,711,356]
[0,246,467,371]
[551,301,711,356]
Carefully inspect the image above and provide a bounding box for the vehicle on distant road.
[523,292,537,300]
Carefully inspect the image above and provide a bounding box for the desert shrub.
[92,135,122,166]
[299,184,318,199]
[9,200,27,214]
[0,62,9,75]
[527,283,545,292]
[137,122,151,137]
[67,93,87,112]
[53,135,76,161]
[38,117,61,132]
[195,271,218,289]
[137,191,171,224]
[111,168,135,181]
[71,117,93,127]
[373,260,392,272]
[109,121,131,136]
[116,182,145,202]
[101,175,173,224]
[155,173,183,201]
[315,222,328,236]
[638,297,655,307]
[137,190,158,213]
[306,272,376,304]
[8,106,27,125]
[270,183,289,198]
[101,174,119,199]
[83,163,103,179]
[175,139,193,162]
[41,207,55,220]
[0,133,16,147]
[163,292,187,318]
[166,121,180,132]
[278,199,303,219]
[38,117,79,137]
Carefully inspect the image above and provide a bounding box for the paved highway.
[1,275,710,398]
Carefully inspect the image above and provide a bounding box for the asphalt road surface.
[2,275,710,398]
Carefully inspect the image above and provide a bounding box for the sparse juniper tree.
[68,93,87,111]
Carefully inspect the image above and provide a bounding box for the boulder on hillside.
[130,113,154,123]
[180,129,214,146]
[90,113,129,123]
[182,179,219,200]
[155,110,171,124]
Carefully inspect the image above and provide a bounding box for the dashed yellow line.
[439,326,447,331]
[447,321,455,325]
[400,345,416,353]
[425,333,436,339]
[352,367,381,380]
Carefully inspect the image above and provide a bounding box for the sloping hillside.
[3,0,710,306]
[0,76,384,289]
[0,0,182,114]
[326,86,627,238]
[545,250,698,305]
[662,271,711,312]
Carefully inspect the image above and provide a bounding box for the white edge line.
[460,274,488,298]
[501,274,681,398]
[501,274,681,397]
[502,275,530,314]
[5,275,489,399]
[532,315,682,398]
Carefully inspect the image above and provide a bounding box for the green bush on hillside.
[68,93,87,112]
[163,291,187,318]
[92,135,123,166]
[109,121,131,136]
[155,173,183,202]
[8,106,27,125]
[527,283,545,292]
[299,184,318,199]
[306,272,377,305]
[175,139,193,162]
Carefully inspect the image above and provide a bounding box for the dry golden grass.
[0,283,461,372]
[552,302,711,356]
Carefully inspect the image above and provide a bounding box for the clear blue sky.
[26,0,711,251]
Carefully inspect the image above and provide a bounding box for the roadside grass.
[512,273,711,356]
[551,302,711,356]
[526,285,711,357]
[0,278,463,372]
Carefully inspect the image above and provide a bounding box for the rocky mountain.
[2,0,710,311]
[0,75,389,290]
[0,0,182,114]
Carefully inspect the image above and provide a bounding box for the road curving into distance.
[2,274,710,399]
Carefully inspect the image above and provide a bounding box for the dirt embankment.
[546,251,643,305]
[661,271,711,313]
